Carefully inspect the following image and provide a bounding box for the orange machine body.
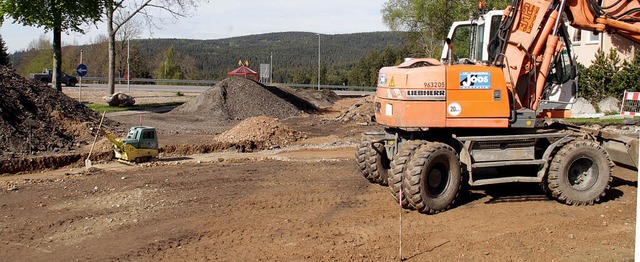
[375,59,511,129]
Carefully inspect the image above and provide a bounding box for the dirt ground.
[0,89,638,260]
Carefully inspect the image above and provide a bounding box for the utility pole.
[127,37,130,91]
[317,33,320,90]
[270,52,273,84]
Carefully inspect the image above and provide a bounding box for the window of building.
[571,28,582,45]
[586,31,600,44]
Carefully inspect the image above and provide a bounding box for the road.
[63,83,373,97]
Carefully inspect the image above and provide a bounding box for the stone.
[571,97,596,115]
[597,96,620,114]
[105,92,136,107]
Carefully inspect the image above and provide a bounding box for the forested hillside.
[11,31,408,86]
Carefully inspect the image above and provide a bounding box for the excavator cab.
[442,10,578,117]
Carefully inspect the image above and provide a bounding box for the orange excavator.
[357,0,640,214]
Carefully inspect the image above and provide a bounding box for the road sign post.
[76,63,88,102]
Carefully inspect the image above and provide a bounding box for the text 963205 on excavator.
[357,0,639,214]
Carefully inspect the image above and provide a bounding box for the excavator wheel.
[403,142,462,214]
[356,137,376,183]
[388,140,425,209]
[547,139,613,206]
[365,142,390,186]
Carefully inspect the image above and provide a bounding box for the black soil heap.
[0,66,103,157]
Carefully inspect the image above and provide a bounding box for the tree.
[102,0,205,95]
[0,0,102,91]
[382,0,509,57]
[0,34,10,67]
[578,48,621,101]
[15,36,53,76]
[157,46,184,79]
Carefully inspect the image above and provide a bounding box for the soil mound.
[171,78,309,120]
[0,66,104,158]
[337,95,375,124]
[214,116,307,148]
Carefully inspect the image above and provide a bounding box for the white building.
[568,27,639,66]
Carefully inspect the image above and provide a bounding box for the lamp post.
[317,33,320,90]
[127,37,130,91]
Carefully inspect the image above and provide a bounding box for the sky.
[0,0,390,53]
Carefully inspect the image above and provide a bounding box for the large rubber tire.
[355,137,376,183]
[366,142,390,186]
[547,139,613,205]
[403,142,462,214]
[388,140,425,209]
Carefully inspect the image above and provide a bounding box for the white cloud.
[0,0,389,53]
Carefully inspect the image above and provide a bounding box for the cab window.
[451,24,474,61]
[142,131,155,139]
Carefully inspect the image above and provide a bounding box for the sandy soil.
[0,149,636,261]
[0,89,637,260]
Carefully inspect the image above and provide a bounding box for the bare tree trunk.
[107,2,116,95]
[52,27,62,91]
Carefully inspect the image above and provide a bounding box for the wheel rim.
[425,156,450,198]
[567,156,598,191]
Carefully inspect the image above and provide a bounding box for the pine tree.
[0,34,10,67]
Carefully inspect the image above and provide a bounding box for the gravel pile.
[337,95,375,124]
[272,84,340,108]
[215,116,307,148]
[0,66,104,157]
[171,78,304,120]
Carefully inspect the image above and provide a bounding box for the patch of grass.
[176,91,184,97]
[85,101,185,113]
[563,117,639,126]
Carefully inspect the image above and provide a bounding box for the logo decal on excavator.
[518,3,540,33]
[379,74,386,86]
[460,72,491,89]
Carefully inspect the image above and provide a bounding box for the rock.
[597,96,620,114]
[105,92,135,107]
[570,97,596,115]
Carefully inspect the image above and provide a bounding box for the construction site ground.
[0,89,637,261]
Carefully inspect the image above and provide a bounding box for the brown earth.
[0,74,637,260]
[0,151,636,261]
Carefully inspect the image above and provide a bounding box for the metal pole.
[127,37,131,91]
[317,34,321,90]
[79,49,83,101]
[270,52,273,84]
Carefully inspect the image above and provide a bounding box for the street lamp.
[127,37,130,91]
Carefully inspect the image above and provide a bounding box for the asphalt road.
[63,83,372,97]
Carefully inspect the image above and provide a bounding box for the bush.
[578,48,640,103]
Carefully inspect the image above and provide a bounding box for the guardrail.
[81,77,377,91]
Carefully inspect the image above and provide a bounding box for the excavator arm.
[491,0,639,112]
[566,0,640,43]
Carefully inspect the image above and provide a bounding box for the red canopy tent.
[228,65,258,81]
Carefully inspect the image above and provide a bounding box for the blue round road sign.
[76,64,88,77]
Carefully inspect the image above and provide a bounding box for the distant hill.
[134,31,407,80]
[11,31,408,84]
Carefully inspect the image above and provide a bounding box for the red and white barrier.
[621,91,640,116]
